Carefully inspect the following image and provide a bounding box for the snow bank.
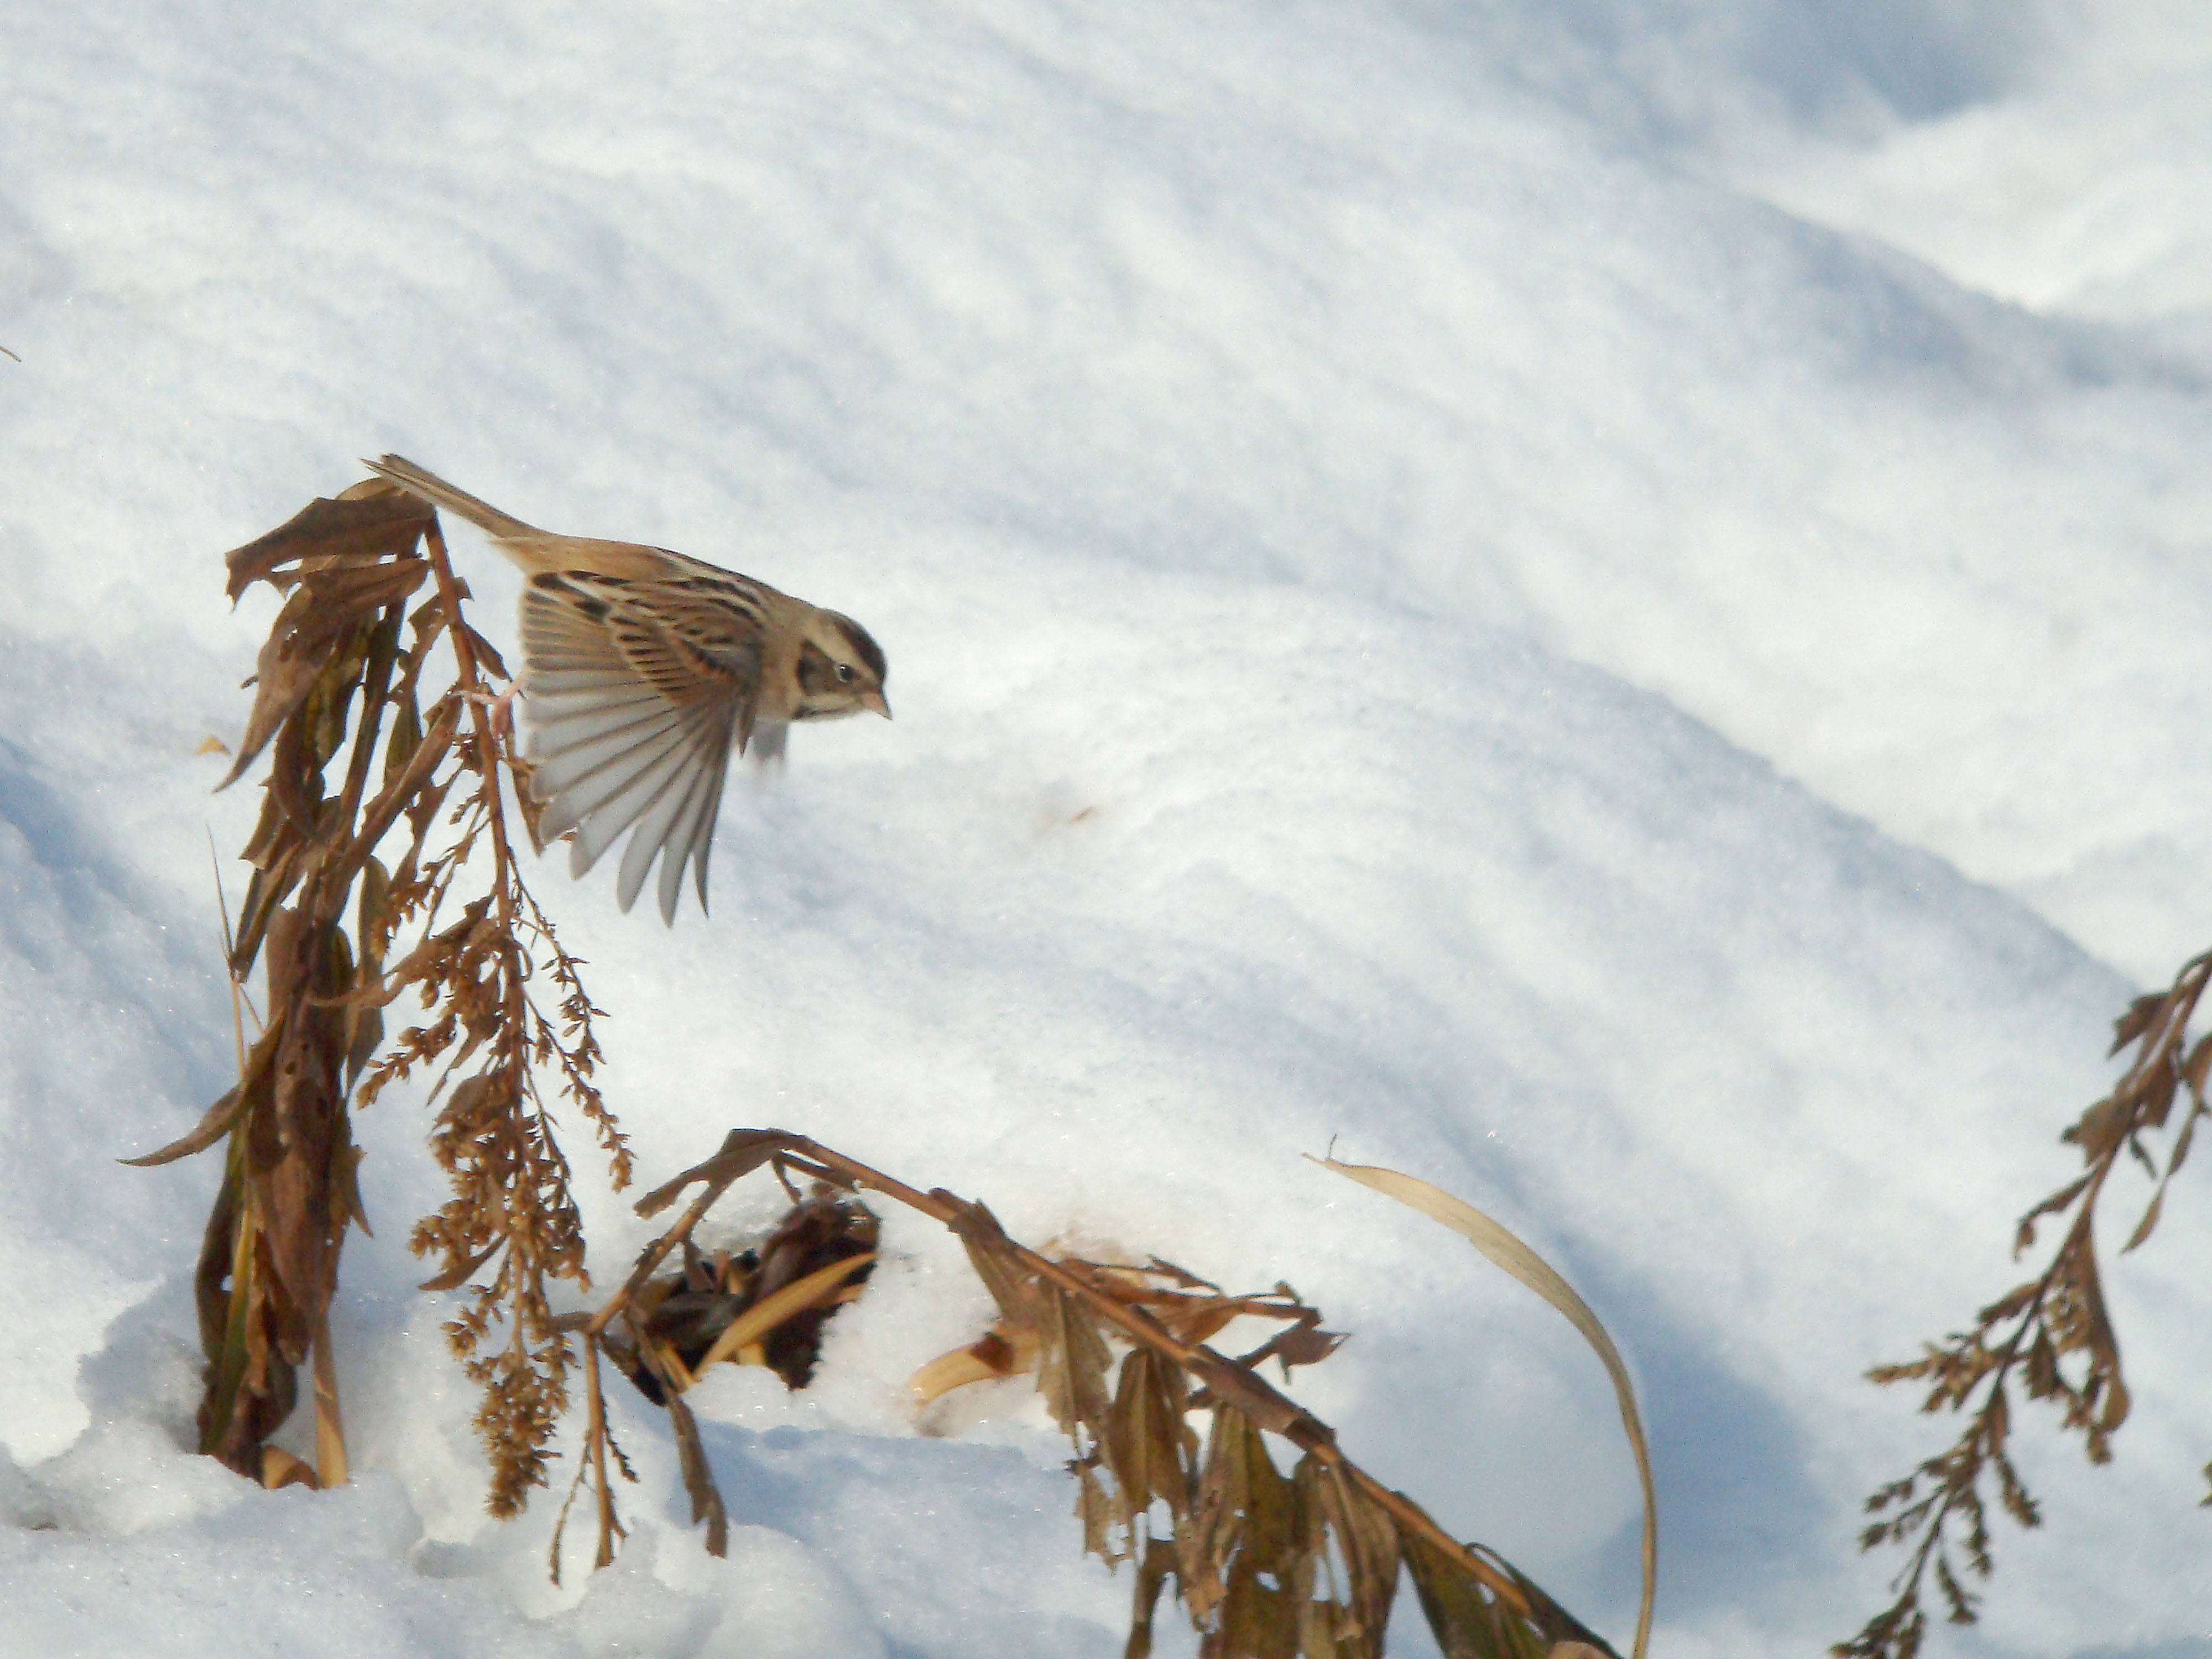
[3,1,2209,1655]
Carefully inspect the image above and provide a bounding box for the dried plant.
[129,479,628,1512]
[560,1128,1632,1659]
[1839,953,2212,1658]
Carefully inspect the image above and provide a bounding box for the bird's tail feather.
[363,453,538,539]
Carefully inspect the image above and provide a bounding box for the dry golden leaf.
[694,1251,877,1374]
[312,1317,349,1491]
[195,735,232,757]
[908,1328,1036,1405]
[258,1447,318,1491]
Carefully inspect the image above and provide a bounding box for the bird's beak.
[862,688,892,720]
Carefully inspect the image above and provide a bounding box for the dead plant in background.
[129,479,629,1506]
[1840,956,2212,1658]
[560,1129,1650,1659]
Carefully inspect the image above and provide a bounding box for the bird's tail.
[363,453,539,540]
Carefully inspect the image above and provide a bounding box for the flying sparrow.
[363,454,889,924]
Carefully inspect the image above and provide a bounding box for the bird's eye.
[834,663,854,683]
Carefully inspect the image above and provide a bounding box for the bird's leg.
[460,685,521,742]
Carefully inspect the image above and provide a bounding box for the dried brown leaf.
[2182,1035,2212,1101]
[1126,1536,1181,1659]
[2108,991,2166,1057]
[664,1379,728,1557]
[1293,1454,1401,1657]
[222,488,434,602]
[1237,1308,1348,1376]
[2168,1099,2203,1180]
[2012,1173,2092,1255]
[1104,1347,1197,1525]
[2121,1186,2166,1254]
[218,566,425,791]
[1400,1524,1545,1659]
[119,1081,252,1168]
[1037,1285,1116,1445]
[1077,1459,1123,1565]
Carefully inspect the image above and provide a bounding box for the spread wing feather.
[539,707,694,835]
[517,575,759,922]
[618,727,730,922]
[562,731,695,874]
[666,753,728,919]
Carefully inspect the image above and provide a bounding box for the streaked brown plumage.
[363,454,889,924]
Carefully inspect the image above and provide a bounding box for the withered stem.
[311,1305,349,1489]
[319,703,460,916]
[581,1335,620,1569]
[421,524,519,937]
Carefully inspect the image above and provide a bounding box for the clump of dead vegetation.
[1840,956,2212,1658]
[561,1130,1644,1659]
[137,473,1653,1659]
[130,479,627,1502]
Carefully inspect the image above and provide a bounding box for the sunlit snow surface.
[3,2,2210,1655]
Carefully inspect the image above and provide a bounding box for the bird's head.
[791,608,890,721]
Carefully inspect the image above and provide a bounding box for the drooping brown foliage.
[1839,953,2212,1658]
[562,1129,1626,1659]
[132,479,628,1509]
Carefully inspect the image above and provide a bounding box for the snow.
[3,1,2210,1654]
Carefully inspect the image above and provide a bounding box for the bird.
[362,453,889,925]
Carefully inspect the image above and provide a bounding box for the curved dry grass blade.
[909,1330,1037,1405]
[1317,1156,1657,1659]
[693,1251,877,1374]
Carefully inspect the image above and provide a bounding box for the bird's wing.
[518,571,759,922]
